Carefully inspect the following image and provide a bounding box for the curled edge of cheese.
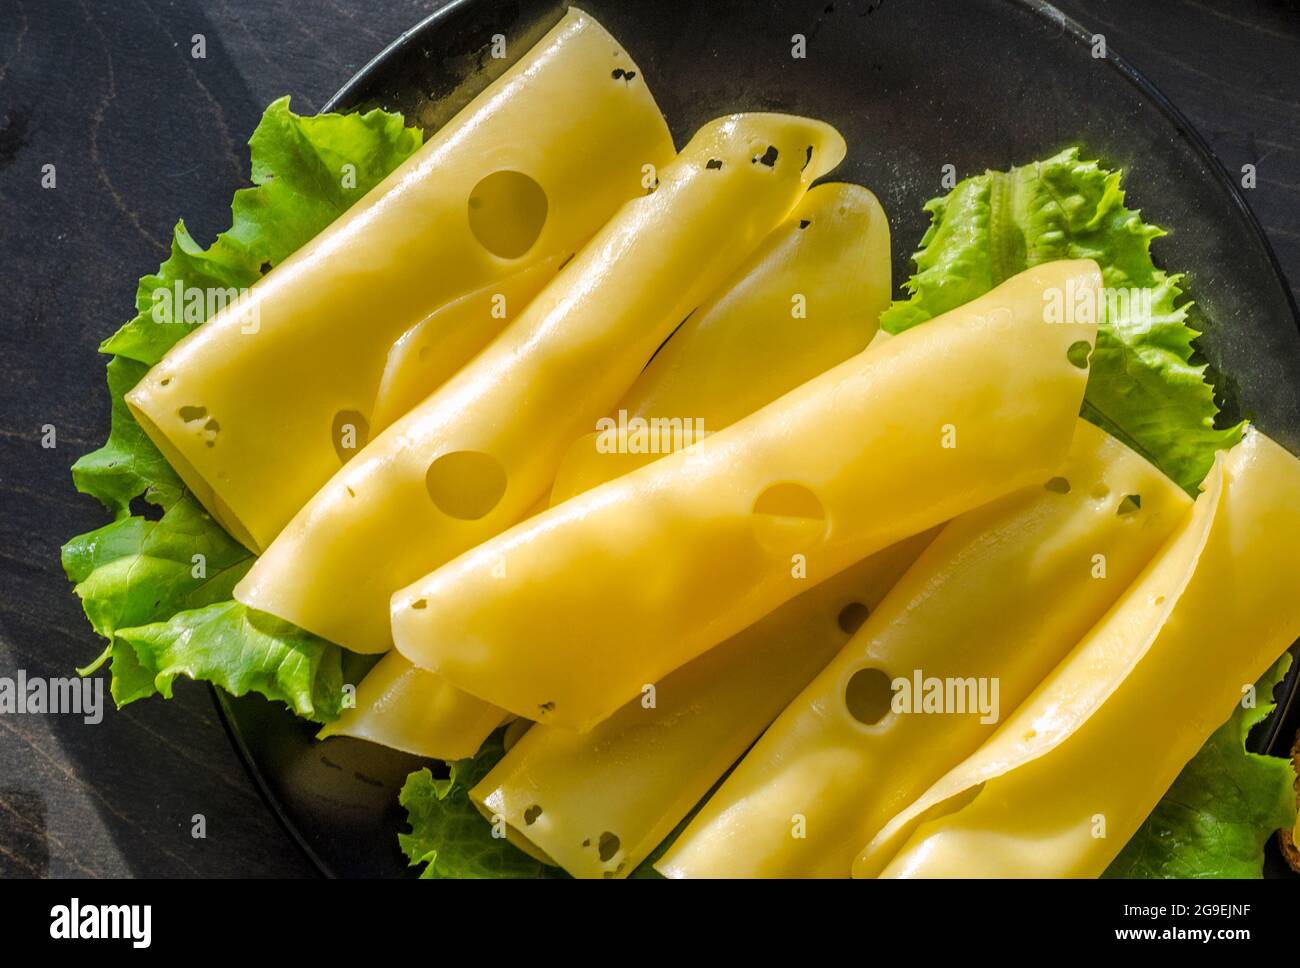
[370,254,565,434]
[126,7,675,554]
[655,419,1190,878]
[237,110,848,653]
[392,260,1101,728]
[857,427,1300,879]
[321,181,887,760]
[315,651,508,759]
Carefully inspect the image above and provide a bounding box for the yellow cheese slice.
[236,111,847,652]
[857,427,1300,879]
[315,651,507,759]
[126,8,675,553]
[369,254,565,434]
[471,531,934,878]
[392,260,1101,728]
[656,420,1190,877]
[550,181,891,503]
[323,181,886,759]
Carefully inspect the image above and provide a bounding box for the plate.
[216,0,1300,878]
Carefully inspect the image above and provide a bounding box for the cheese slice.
[857,427,1300,879]
[392,260,1101,728]
[315,651,507,759]
[236,111,847,652]
[471,531,933,878]
[656,420,1190,877]
[126,8,675,553]
[370,254,565,433]
[323,181,886,759]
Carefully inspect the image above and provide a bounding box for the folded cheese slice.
[392,260,1101,727]
[322,182,887,758]
[656,420,1190,877]
[857,427,1300,879]
[237,112,847,652]
[126,8,675,553]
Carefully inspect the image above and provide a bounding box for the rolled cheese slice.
[858,427,1300,879]
[656,420,1190,877]
[392,260,1101,728]
[471,531,933,878]
[126,8,675,553]
[324,181,887,759]
[237,111,847,652]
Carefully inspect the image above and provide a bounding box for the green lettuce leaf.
[98,96,423,368]
[63,96,423,714]
[1105,655,1297,878]
[881,148,1242,493]
[399,732,564,879]
[112,601,345,721]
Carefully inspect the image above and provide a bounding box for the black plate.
[217,0,1300,878]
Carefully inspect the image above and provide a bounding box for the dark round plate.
[217,0,1300,878]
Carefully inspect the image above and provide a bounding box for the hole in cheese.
[178,405,207,422]
[752,145,779,167]
[1066,340,1093,369]
[751,482,825,553]
[837,601,870,636]
[523,804,542,826]
[332,410,370,464]
[1091,482,1110,500]
[426,450,507,521]
[597,831,621,863]
[468,170,548,259]
[1116,493,1142,516]
[845,667,893,726]
[1044,476,1071,494]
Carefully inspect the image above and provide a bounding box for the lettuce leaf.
[113,601,345,722]
[399,732,564,879]
[881,148,1242,494]
[1104,655,1297,878]
[63,97,423,714]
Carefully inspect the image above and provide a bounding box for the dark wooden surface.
[0,0,1296,878]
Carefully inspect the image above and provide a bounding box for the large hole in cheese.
[844,667,893,726]
[467,170,548,259]
[751,482,826,554]
[426,450,508,521]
